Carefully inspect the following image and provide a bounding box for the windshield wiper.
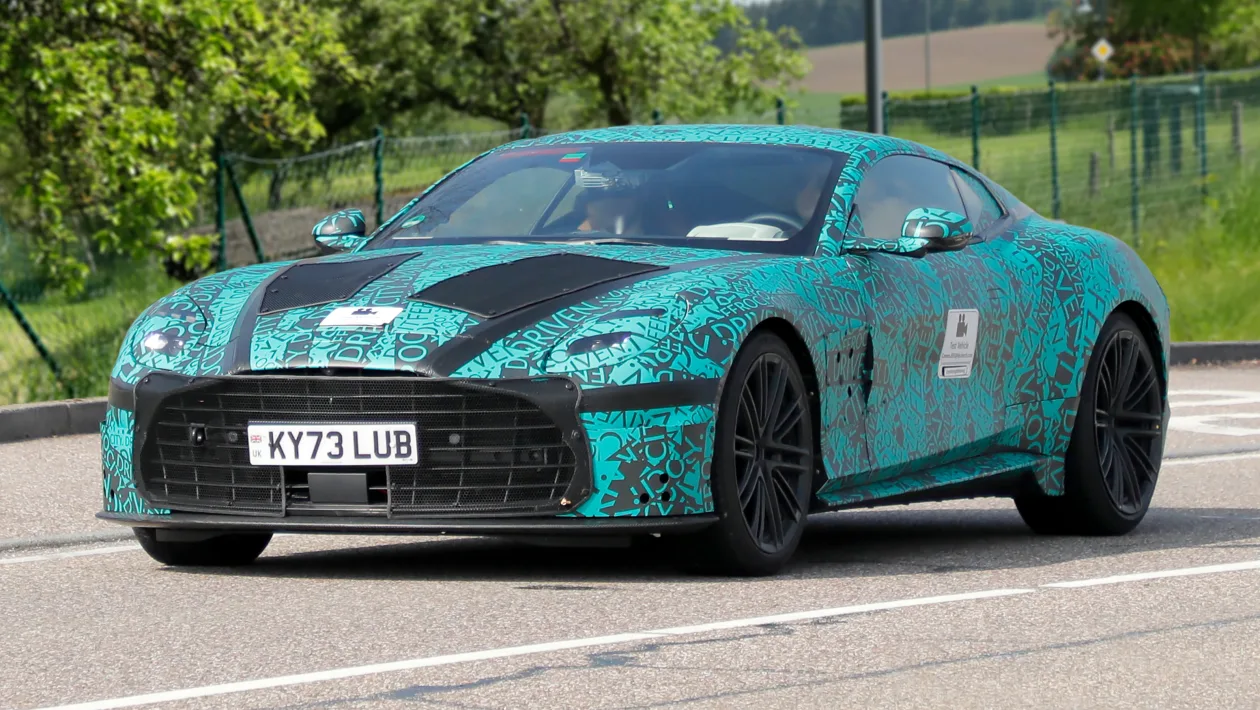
[560,236,660,247]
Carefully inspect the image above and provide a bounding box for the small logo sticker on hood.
[319,306,403,328]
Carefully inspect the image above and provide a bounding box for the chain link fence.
[3,68,1259,405]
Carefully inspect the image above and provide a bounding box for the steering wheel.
[742,212,805,232]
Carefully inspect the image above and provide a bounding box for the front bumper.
[97,510,718,535]
[103,371,719,524]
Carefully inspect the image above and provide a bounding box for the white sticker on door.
[938,309,979,379]
[319,306,403,328]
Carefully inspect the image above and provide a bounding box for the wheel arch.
[1113,300,1168,404]
[742,317,827,493]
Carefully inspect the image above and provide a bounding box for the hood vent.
[411,253,665,318]
[259,253,419,314]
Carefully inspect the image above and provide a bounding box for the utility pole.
[866,0,883,134]
[925,0,931,93]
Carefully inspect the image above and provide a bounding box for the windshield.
[365,142,846,254]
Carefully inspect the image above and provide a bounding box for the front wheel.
[1016,312,1165,535]
[685,331,816,576]
[134,528,272,566]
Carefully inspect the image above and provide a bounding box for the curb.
[0,397,106,444]
[0,341,1257,445]
[1169,341,1260,367]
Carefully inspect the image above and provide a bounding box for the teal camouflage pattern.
[102,124,1169,522]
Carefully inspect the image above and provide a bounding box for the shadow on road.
[165,504,1260,584]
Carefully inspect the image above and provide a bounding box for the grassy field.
[801,21,1057,94]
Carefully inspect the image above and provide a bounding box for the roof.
[501,124,948,164]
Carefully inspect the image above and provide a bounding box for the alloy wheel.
[733,353,812,553]
[1093,330,1163,515]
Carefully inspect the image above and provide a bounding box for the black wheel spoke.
[771,468,804,523]
[765,440,811,457]
[773,397,805,439]
[1123,367,1157,411]
[738,468,760,510]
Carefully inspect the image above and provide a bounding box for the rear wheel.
[133,528,272,566]
[1016,312,1164,535]
[685,331,815,576]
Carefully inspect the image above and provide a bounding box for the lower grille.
[135,374,583,517]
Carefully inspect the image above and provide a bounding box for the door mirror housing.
[312,209,369,254]
[900,207,973,251]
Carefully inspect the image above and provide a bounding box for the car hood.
[127,242,770,381]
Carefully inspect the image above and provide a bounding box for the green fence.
[3,68,1260,405]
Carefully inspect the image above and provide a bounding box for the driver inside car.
[574,164,644,235]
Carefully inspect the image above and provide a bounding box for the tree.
[332,0,808,131]
[547,0,809,126]
[1212,0,1260,67]
[0,0,356,292]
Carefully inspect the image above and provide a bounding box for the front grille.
[136,375,581,517]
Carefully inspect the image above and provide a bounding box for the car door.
[844,154,1011,477]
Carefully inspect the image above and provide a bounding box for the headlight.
[141,331,186,356]
[125,294,208,370]
[565,331,635,355]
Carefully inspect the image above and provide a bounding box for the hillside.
[800,21,1057,94]
[743,0,1058,47]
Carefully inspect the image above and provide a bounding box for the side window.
[849,155,967,239]
[950,168,1004,232]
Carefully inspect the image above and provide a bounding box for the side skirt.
[816,451,1047,511]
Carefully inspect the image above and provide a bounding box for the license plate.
[247,423,418,466]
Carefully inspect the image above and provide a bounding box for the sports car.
[100,125,1170,576]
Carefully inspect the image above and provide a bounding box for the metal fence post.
[519,112,531,139]
[373,126,385,228]
[1197,68,1208,201]
[970,85,981,169]
[881,91,890,135]
[652,109,663,125]
[214,135,228,272]
[1049,80,1061,220]
[0,278,70,397]
[1130,77,1141,244]
[1169,103,1182,174]
[775,97,786,125]
[223,159,265,264]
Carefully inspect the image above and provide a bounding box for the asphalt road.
[4,363,1260,710]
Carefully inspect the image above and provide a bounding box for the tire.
[133,528,272,566]
[1016,311,1165,535]
[683,331,816,576]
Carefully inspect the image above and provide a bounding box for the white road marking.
[1042,559,1260,588]
[37,589,1035,710]
[1164,450,1260,466]
[0,544,139,566]
[1168,389,1260,409]
[1169,412,1260,437]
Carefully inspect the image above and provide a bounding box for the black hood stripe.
[261,253,419,315]
[421,252,763,377]
[411,253,665,319]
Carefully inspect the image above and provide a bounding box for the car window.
[429,167,572,237]
[849,155,968,239]
[366,142,846,255]
[950,167,1004,232]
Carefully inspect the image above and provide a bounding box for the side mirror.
[312,209,369,254]
[901,208,973,250]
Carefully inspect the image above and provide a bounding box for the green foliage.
[743,0,1058,48]
[331,0,808,130]
[0,0,356,294]
[1213,1,1260,68]
[161,233,219,283]
[1141,165,1260,341]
